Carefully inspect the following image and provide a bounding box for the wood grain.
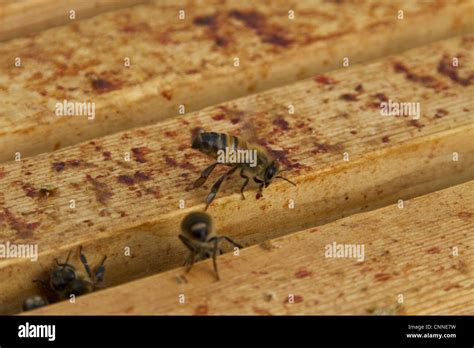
[1,35,473,314]
[28,181,474,315]
[0,0,149,41]
[1,0,473,162]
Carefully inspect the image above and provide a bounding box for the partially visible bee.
[34,246,107,301]
[179,211,242,280]
[192,131,296,210]
[22,295,49,312]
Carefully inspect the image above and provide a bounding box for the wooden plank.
[0,0,149,42]
[1,35,473,314]
[1,0,473,162]
[28,181,474,315]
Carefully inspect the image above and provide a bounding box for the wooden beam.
[1,0,473,162]
[0,0,149,42]
[1,35,473,314]
[28,181,474,315]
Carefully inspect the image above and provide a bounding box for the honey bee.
[34,246,107,301]
[22,295,49,312]
[192,131,296,210]
[179,211,242,280]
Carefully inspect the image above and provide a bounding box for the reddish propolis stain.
[145,187,161,199]
[295,269,312,279]
[164,131,178,138]
[339,93,359,101]
[314,75,337,85]
[273,116,289,130]
[444,284,462,291]
[52,162,66,172]
[193,14,217,26]
[164,156,178,167]
[435,108,449,118]
[355,84,364,93]
[393,61,447,90]
[374,273,391,282]
[426,247,441,254]
[22,183,38,198]
[438,54,474,86]
[86,175,114,205]
[131,147,150,163]
[212,113,225,121]
[313,143,330,154]
[252,307,272,315]
[382,136,390,143]
[91,77,118,93]
[457,211,473,220]
[102,151,112,160]
[118,171,151,185]
[408,120,424,129]
[161,90,172,100]
[228,9,292,47]
[0,208,40,238]
[194,305,209,315]
[262,33,292,47]
[0,167,5,179]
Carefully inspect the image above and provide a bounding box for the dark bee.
[192,131,296,210]
[22,295,49,312]
[179,211,242,280]
[34,246,107,301]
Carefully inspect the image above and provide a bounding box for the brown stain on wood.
[438,54,474,86]
[0,208,40,238]
[86,175,114,206]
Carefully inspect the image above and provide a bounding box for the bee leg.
[185,251,196,272]
[218,236,243,250]
[239,169,249,200]
[193,162,219,188]
[205,166,238,210]
[211,238,220,280]
[79,246,93,278]
[94,255,107,284]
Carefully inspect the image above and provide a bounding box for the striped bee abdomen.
[192,132,247,158]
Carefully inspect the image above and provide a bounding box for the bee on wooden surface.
[179,211,242,280]
[22,295,49,312]
[192,131,296,210]
[34,246,107,301]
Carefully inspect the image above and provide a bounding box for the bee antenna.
[275,176,296,186]
[62,250,72,269]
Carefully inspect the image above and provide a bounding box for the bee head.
[264,161,279,187]
[264,161,297,188]
[181,212,213,242]
[50,264,76,291]
[67,278,92,296]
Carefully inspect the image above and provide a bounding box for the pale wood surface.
[0,0,149,41]
[29,181,474,315]
[0,0,473,162]
[0,35,473,314]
